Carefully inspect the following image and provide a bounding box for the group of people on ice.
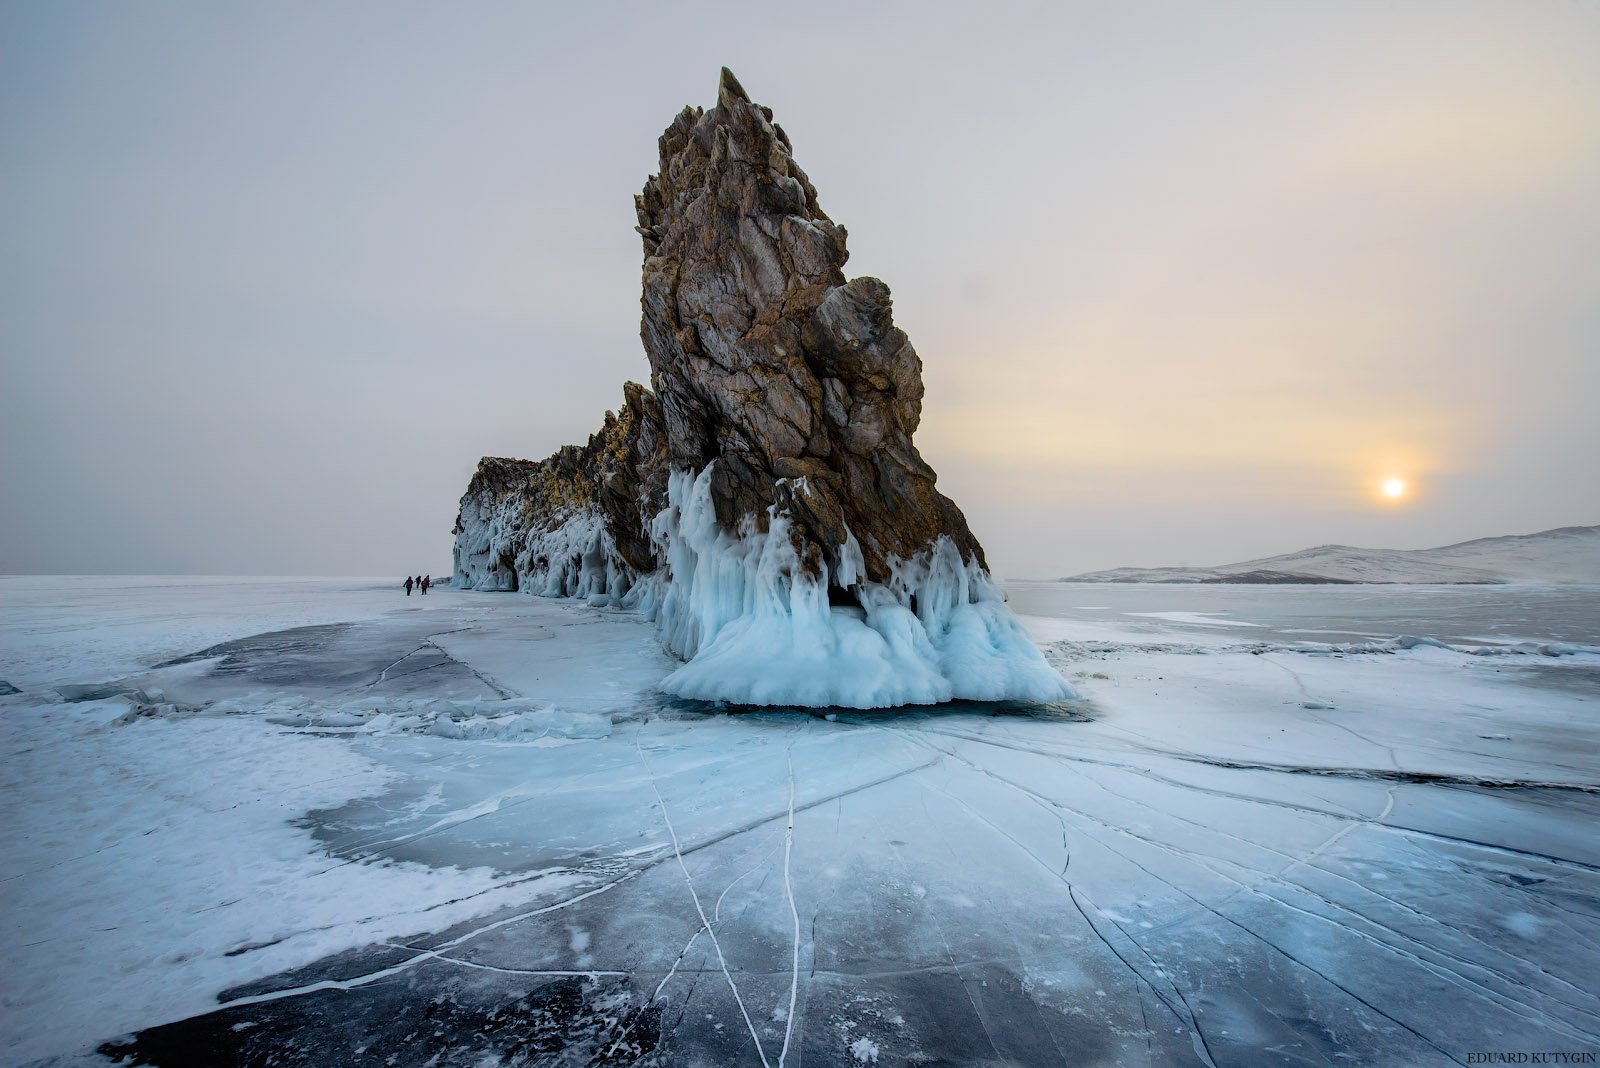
[404,574,432,596]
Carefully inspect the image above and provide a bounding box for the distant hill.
[1062,525,1600,585]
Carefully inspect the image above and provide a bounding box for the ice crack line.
[380,944,626,979]
[913,724,1600,872]
[635,728,771,1068]
[1060,763,1600,1035]
[424,636,515,699]
[368,627,475,688]
[212,876,634,1013]
[220,748,934,1017]
[779,749,801,1068]
[623,846,778,1061]
[933,741,1474,1064]
[1262,654,1401,769]
[909,767,1213,1067]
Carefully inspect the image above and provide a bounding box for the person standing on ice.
[421,575,430,595]
[404,576,413,596]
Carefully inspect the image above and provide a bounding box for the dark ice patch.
[152,621,501,699]
[793,964,1132,1067]
[98,969,659,1068]
[159,624,362,685]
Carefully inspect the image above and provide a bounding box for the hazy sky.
[3,2,1597,578]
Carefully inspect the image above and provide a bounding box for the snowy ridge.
[1064,524,1600,584]
[632,466,1073,708]
[1046,634,1600,661]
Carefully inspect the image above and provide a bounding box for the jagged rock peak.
[635,67,984,587]
[717,65,749,108]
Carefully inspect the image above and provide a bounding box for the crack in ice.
[778,749,801,1068]
[635,727,771,1068]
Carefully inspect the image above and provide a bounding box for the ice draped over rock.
[644,467,1072,707]
[453,383,666,603]
[452,69,1070,707]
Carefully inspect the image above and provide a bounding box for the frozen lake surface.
[1013,581,1600,646]
[3,577,1598,1066]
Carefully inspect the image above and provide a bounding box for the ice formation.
[453,69,1071,708]
[453,384,665,602]
[634,467,1069,707]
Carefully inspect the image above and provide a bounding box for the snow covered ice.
[3,576,1599,1066]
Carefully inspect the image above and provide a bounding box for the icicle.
[646,464,1073,708]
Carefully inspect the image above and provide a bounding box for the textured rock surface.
[635,67,983,584]
[452,383,665,598]
[457,69,981,595]
[453,69,1069,706]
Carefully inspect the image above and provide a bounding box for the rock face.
[453,69,1069,708]
[635,68,984,584]
[453,382,665,599]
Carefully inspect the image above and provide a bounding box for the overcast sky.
[3,1,1597,578]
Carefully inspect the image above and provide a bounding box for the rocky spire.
[453,70,1069,708]
[634,67,984,585]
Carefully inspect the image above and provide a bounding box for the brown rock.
[633,67,984,585]
[453,383,665,594]
[456,69,985,600]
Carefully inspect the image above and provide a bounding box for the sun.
[1381,477,1408,500]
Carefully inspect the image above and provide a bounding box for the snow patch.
[0,692,565,1064]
